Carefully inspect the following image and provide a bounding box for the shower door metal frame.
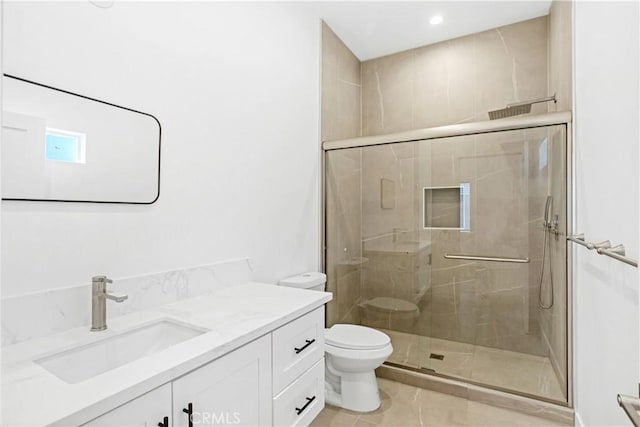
[321,111,574,408]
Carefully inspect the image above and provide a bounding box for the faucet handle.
[92,275,113,284]
[105,292,128,303]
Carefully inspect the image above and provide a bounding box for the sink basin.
[35,319,207,384]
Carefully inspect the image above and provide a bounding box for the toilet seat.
[325,324,390,350]
[361,297,419,315]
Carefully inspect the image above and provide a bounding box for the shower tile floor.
[310,377,571,427]
[383,329,565,402]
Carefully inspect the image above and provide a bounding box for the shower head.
[488,104,532,120]
[488,94,557,120]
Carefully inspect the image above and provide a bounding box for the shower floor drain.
[429,353,445,360]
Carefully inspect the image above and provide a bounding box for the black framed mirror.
[2,74,161,204]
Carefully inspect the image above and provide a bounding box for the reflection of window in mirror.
[45,128,86,164]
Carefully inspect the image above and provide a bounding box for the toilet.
[359,296,420,332]
[279,272,393,413]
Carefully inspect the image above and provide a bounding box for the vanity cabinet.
[81,308,325,427]
[172,335,272,427]
[82,383,171,427]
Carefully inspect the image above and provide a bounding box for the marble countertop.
[2,282,332,426]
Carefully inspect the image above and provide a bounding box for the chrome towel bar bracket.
[618,394,640,427]
[567,233,638,268]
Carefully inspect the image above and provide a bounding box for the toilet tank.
[278,272,326,291]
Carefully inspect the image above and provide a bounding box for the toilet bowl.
[324,324,393,412]
[279,273,393,413]
[360,297,420,332]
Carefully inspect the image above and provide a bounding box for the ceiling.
[318,1,553,61]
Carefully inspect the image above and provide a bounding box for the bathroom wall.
[321,23,361,142]
[573,1,639,425]
[361,16,549,136]
[321,23,363,326]
[2,2,321,299]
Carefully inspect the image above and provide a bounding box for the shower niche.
[423,185,470,230]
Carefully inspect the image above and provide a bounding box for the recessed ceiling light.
[430,15,443,25]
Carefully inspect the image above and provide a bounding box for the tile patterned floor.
[383,329,565,402]
[310,378,572,427]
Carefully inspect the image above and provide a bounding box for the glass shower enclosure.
[324,120,569,404]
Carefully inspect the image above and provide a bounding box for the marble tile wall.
[321,22,363,326]
[361,16,549,136]
[361,142,418,240]
[361,245,431,303]
[548,0,573,112]
[538,126,568,396]
[421,128,551,356]
[353,129,549,355]
[326,148,364,327]
[523,123,568,401]
[357,140,431,333]
[525,128,549,352]
[1,258,254,346]
[321,22,361,141]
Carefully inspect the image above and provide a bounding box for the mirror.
[1,74,161,204]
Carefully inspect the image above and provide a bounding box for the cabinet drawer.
[272,307,324,394]
[273,358,324,427]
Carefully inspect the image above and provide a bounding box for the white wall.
[574,1,639,425]
[1,2,321,297]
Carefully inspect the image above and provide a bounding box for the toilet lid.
[363,297,419,314]
[325,324,390,350]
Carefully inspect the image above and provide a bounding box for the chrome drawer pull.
[294,339,315,354]
[295,396,316,415]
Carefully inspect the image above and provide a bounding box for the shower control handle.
[550,214,560,235]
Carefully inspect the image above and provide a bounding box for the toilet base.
[325,370,382,412]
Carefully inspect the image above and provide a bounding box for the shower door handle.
[444,254,530,263]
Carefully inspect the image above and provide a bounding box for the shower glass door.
[324,124,568,403]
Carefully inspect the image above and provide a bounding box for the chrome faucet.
[91,275,128,331]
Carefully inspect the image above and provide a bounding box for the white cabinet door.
[82,383,171,427]
[173,334,272,427]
